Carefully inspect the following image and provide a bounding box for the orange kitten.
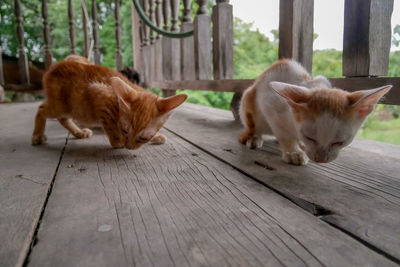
[32,61,187,149]
[239,59,391,165]
[64,54,93,65]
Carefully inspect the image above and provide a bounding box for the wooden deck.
[1,102,400,267]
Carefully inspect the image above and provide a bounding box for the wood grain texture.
[0,102,67,267]
[343,0,394,76]
[279,0,314,72]
[180,22,196,80]
[194,13,212,80]
[212,1,234,80]
[27,128,395,266]
[164,103,400,262]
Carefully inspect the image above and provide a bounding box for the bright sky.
[231,0,400,51]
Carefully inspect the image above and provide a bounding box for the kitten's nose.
[314,150,328,163]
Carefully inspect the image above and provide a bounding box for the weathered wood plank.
[343,0,394,77]
[27,126,395,266]
[194,0,212,80]
[0,102,68,267]
[180,0,195,80]
[212,0,234,80]
[147,77,400,105]
[279,0,314,72]
[164,103,400,262]
[131,0,143,79]
[81,0,90,58]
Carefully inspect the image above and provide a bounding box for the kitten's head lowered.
[270,81,392,163]
[110,77,187,149]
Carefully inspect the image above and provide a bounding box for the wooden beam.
[278,0,314,73]
[148,77,400,105]
[343,0,394,77]
[131,0,143,77]
[0,47,4,86]
[81,0,89,58]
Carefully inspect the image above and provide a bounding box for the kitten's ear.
[110,77,138,109]
[348,85,392,119]
[157,94,188,114]
[270,82,310,104]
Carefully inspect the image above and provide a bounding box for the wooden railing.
[133,0,399,119]
[1,0,399,120]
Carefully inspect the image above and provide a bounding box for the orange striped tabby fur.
[239,59,392,165]
[32,61,187,149]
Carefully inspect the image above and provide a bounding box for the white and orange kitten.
[239,59,392,165]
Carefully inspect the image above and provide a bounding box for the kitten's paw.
[246,136,263,149]
[77,128,93,139]
[151,134,166,145]
[283,151,309,166]
[32,134,47,145]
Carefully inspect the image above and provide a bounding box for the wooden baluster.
[114,0,123,71]
[161,0,176,96]
[91,0,101,64]
[143,0,150,46]
[131,0,144,84]
[170,0,179,32]
[343,0,394,77]
[279,0,314,72]
[0,46,4,87]
[14,0,30,85]
[212,0,233,79]
[155,0,164,81]
[68,0,75,55]
[149,0,155,44]
[140,0,150,85]
[82,0,89,58]
[181,0,195,80]
[0,46,5,101]
[42,0,53,69]
[194,0,212,80]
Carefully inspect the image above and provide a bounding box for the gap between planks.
[21,136,69,267]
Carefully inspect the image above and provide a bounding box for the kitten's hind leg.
[58,118,93,139]
[32,102,49,145]
[238,112,263,149]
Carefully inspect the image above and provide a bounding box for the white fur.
[239,60,330,165]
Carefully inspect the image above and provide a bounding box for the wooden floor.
[1,102,400,267]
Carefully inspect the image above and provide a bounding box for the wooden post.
[212,0,233,80]
[343,0,394,77]
[114,0,123,71]
[14,0,30,85]
[180,0,195,80]
[68,0,75,55]
[42,0,53,69]
[278,0,314,73]
[194,0,212,80]
[141,0,150,86]
[82,0,89,58]
[91,0,101,64]
[149,0,156,81]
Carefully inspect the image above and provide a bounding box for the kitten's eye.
[305,136,316,143]
[332,141,344,147]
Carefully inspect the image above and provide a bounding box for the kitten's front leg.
[101,121,123,148]
[278,139,309,166]
[150,133,166,145]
